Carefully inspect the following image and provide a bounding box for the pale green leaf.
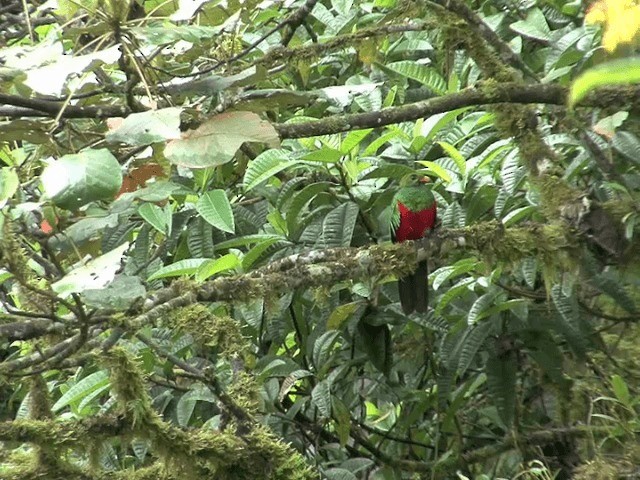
[570,58,640,107]
[416,160,452,183]
[195,254,240,282]
[147,258,209,281]
[138,203,171,235]
[197,190,235,233]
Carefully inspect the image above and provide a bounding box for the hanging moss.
[105,348,154,426]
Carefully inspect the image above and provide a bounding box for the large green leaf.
[41,149,122,210]
[195,253,240,282]
[138,203,172,235]
[82,274,146,310]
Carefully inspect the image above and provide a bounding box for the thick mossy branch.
[197,243,417,303]
[1,348,316,480]
[0,415,316,480]
[444,221,578,267]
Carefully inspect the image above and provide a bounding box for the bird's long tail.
[398,259,429,314]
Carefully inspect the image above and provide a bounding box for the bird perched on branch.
[391,174,437,314]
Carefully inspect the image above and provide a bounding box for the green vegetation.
[0,0,639,478]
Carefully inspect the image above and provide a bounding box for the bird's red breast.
[394,202,437,242]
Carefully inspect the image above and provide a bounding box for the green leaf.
[331,398,352,447]
[277,369,313,402]
[420,108,469,144]
[435,277,475,316]
[570,58,640,107]
[501,150,524,194]
[165,111,279,168]
[551,285,588,356]
[360,163,416,181]
[416,160,452,183]
[437,141,466,176]
[611,374,632,407]
[195,253,240,282]
[467,290,500,325]
[321,202,359,247]
[486,352,517,428]
[324,468,357,480]
[311,379,332,417]
[501,205,536,226]
[147,258,209,281]
[52,371,110,412]
[302,147,343,163]
[457,321,495,375]
[215,234,286,250]
[340,129,373,153]
[197,190,235,233]
[41,149,122,210]
[588,271,637,313]
[612,131,640,165]
[244,149,300,191]
[441,201,465,228]
[313,330,340,370]
[431,258,480,291]
[327,302,361,329]
[285,182,331,237]
[106,107,182,146]
[0,167,19,207]
[138,203,171,235]
[510,8,552,42]
[382,61,446,94]
[521,257,538,289]
[242,237,286,270]
[187,217,215,258]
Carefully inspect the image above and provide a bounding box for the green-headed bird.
[391,174,437,314]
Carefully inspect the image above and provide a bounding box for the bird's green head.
[398,172,432,188]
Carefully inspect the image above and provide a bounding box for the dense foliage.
[0,0,639,479]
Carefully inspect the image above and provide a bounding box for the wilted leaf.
[165,112,279,168]
[82,275,146,309]
[106,108,182,146]
[52,242,129,297]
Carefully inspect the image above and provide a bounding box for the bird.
[390,174,437,314]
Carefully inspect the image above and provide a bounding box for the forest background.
[0,0,639,479]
